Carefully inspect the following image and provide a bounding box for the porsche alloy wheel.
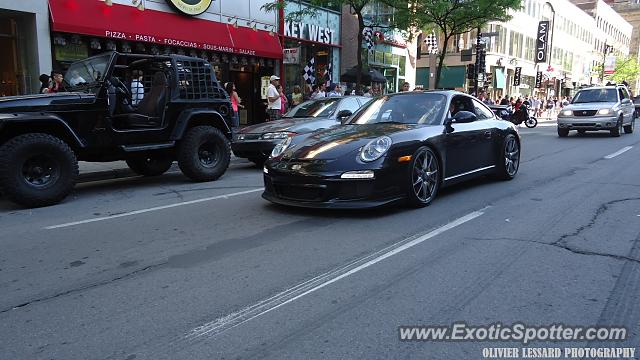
[407,147,440,207]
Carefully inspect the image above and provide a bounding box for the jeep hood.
[0,93,96,113]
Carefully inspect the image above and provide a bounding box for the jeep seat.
[119,72,167,128]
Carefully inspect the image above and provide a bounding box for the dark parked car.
[0,52,233,207]
[232,96,369,165]
[263,91,521,209]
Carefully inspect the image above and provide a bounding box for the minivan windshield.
[572,89,618,103]
[348,93,447,125]
[284,98,341,118]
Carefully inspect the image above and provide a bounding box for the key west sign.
[284,21,337,45]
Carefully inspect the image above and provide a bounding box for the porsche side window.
[472,99,494,120]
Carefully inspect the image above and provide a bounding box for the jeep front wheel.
[0,133,78,207]
[126,156,173,176]
[178,126,230,182]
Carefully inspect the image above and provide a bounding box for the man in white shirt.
[267,75,281,121]
[130,70,145,106]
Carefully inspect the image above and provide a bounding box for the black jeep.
[0,52,233,207]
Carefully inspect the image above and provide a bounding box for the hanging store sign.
[513,67,522,86]
[166,0,213,16]
[604,55,616,75]
[283,48,301,64]
[535,71,543,88]
[535,21,549,64]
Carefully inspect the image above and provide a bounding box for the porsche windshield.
[64,54,111,92]
[284,98,341,118]
[349,93,447,125]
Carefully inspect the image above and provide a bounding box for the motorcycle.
[489,104,538,128]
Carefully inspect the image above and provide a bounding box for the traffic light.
[467,64,476,79]
[485,71,493,85]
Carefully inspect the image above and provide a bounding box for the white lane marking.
[604,146,633,159]
[45,188,263,229]
[183,208,487,342]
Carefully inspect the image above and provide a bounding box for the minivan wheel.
[611,118,623,137]
[624,118,635,134]
[0,133,78,207]
[178,126,231,182]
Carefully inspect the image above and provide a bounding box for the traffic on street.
[1,118,639,359]
[2,0,640,358]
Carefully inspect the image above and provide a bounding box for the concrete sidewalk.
[77,155,246,182]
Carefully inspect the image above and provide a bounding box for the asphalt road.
[1,123,639,360]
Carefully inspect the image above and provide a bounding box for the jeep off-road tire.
[0,133,78,208]
[178,126,231,182]
[126,156,173,176]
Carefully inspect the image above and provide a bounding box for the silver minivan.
[557,85,636,137]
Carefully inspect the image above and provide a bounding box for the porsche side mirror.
[337,110,353,119]
[453,111,477,123]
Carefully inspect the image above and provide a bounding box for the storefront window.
[375,50,384,64]
[384,52,393,65]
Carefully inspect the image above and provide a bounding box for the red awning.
[48,0,282,59]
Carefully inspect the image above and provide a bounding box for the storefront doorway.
[0,17,18,96]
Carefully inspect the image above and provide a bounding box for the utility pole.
[473,27,482,96]
[600,41,611,83]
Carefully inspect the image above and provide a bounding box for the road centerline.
[44,188,264,230]
[604,146,633,159]
[181,208,487,343]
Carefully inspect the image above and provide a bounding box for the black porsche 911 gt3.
[262,91,521,209]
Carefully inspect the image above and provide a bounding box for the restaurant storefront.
[48,0,283,125]
[282,1,340,97]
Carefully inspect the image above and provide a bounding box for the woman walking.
[225,82,243,129]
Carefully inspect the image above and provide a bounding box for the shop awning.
[48,0,282,59]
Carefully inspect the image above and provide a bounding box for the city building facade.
[282,1,341,96]
[0,0,283,124]
[341,1,417,93]
[0,0,53,96]
[416,0,632,101]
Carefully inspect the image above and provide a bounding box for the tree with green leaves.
[262,0,373,90]
[389,0,521,89]
[606,56,640,86]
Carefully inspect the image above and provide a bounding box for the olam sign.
[535,21,550,64]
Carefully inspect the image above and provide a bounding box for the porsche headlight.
[597,108,611,115]
[262,132,295,140]
[270,136,292,158]
[561,110,572,116]
[360,136,392,162]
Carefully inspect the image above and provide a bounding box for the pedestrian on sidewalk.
[291,85,303,106]
[278,84,288,116]
[44,71,64,93]
[225,82,243,128]
[39,74,50,94]
[267,75,282,121]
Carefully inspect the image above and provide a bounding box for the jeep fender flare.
[170,109,231,140]
[0,113,86,149]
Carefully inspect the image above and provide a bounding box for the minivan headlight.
[359,136,392,162]
[270,136,293,158]
[597,108,611,115]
